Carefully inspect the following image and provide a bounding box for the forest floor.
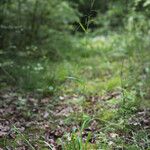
[0,34,150,149]
[1,88,150,150]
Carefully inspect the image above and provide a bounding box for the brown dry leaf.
[40,98,50,104]
[101,91,121,101]
[55,106,73,117]
[0,131,7,137]
[28,98,37,105]
[0,123,10,137]
[0,124,10,132]
[90,120,98,131]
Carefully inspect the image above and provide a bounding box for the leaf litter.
[0,88,150,149]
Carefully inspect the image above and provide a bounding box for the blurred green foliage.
[0,0,150,93]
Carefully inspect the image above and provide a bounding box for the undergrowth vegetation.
[0,0,150,149]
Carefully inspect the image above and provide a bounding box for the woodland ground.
[0,32,150,150]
